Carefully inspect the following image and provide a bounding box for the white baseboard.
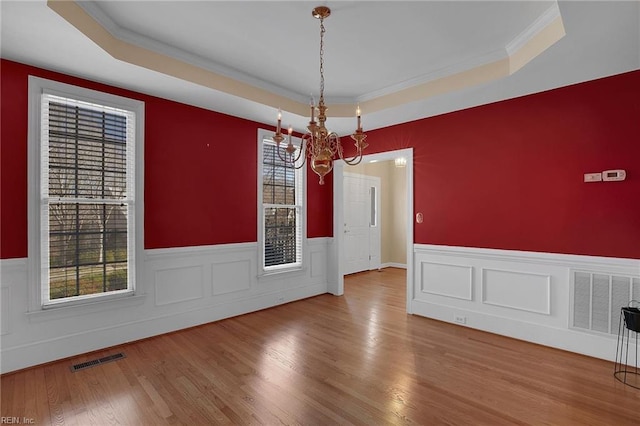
[380,262,407,269]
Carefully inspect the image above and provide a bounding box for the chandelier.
[272,6,368,185]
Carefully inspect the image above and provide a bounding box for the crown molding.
[356,48,508,104]
[76,1,309,105]
[507,2,562,57]
[50,0,565,118]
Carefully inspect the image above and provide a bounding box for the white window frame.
[27,76,145,311]
[257,128,306,275]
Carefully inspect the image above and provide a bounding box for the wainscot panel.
[0,238,329,373]
[155,265,204,306]
[0,259,28,337]
[212,260,252,296]
[481,268,551,315]
[412,244,640,362]
[1,286,10,336]
[417,261,473,301]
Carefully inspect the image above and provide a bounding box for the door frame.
[329,148,414,314]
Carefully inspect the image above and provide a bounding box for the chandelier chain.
[319,18,325,103]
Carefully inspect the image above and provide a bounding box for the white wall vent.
[572,271,640,335]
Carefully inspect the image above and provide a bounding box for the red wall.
[2,60,638,260]
[0,60,332,259]
[365,70,640,259]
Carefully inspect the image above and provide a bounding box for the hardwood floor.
[2,268,639,425]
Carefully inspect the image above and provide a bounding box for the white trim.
[506,2,562,55]
[1,286,11,335]
[26,294,147,323]
[412,244,640,361]
[0,239,330,373]
[330,162,344,296]
[75,2,309,105]
[27,76,145,312]
[380,263,407,270]
[419,261,474,301]
[0,257,28,271]
[357,48,507,103]
[256,128,307,276]
[355,2,563,103]
[146,242,256,260]
[4,279,326,373]
[307,237,331,247]
[410,299,619,362]
[414,244,640,275]
[480,267,551,315]
[331,148,414,311]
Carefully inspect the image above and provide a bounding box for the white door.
[343,173,381,275]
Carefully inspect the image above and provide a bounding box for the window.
[28,77,144,308]
[258,129,305,273]
[370,186,378,227]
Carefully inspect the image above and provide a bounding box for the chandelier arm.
[334,132,365,165]
[275,137,307,167]
[341,154,365,166]
[338,145,365,165]
[274,156,306,170]
[291,136,309,169]
[288,159,307,170]
[274,144,291,163]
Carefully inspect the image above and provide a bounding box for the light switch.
[584,173,602,182]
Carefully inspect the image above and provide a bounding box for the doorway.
[329,148,414,314]
[343,172,381,275]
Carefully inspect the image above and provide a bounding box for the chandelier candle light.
[272,6,368,185]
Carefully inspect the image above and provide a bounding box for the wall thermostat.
[602,169,626,181]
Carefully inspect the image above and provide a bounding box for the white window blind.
[40,93,136,305]
[260,136,304,271]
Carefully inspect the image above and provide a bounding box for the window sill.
[26,293,147,323]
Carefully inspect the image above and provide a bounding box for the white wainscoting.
[481,268,551,315]
[212,260,252,296]
[412,244,640,362]
[1,286,11,335]
[419,261,473,300]
[0,238,329,374]
[155,265,204,306]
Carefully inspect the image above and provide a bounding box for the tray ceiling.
[1,1,638,134]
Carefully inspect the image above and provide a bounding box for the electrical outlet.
[454,315,467,325]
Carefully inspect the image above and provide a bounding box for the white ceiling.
[1,1,639,135]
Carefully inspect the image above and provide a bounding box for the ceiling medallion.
[273,6,368,185]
